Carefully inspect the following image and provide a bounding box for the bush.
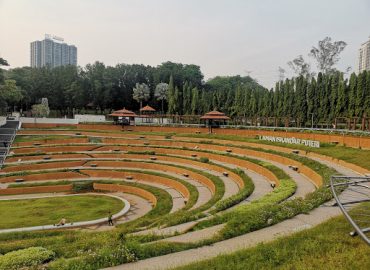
[48,244,137,270]
[199,157,209,163]
[72,181,94,193]
[88,137,102,143]
[0,247,55,270]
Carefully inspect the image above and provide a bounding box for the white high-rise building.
[358,37,370,73]
[30,34,78,68]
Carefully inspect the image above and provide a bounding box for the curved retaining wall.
[6,153,92,163]
[83,169,190,199]
[84,160,216,194]
[20,123,370,149]
[12,145,97,154]
[93,183,157,205]
[97,146,282,186]
[91,153,244,189]
[2,160,87,173]
[13,138,89,147]
[0,184,72,195]
[0,172,83,183]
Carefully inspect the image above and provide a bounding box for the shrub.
[72,181,94,193]
[199,157,209,163]
[0,246,55,270]
[88,137,102,143]
[48,244,137,270]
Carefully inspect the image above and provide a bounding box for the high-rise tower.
[30,34,77,68]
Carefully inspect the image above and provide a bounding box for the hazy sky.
[1,0,369,88]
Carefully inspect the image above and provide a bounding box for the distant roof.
[200,110,230,120]
[140,105,156,112]
[109,108,137,117]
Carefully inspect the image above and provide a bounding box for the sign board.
[259,135,320,148]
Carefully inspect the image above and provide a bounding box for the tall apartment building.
[358,37,370,73]
[30,34,77,68]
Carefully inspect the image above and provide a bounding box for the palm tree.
[154,82,169,113]
[132,83,150,109]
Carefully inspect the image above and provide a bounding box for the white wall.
[74,114,106,123]
[20,117,78,124]
[0,117,6,126]
[135,117,172,124]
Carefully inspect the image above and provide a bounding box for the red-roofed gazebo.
[200,110,230,121]
[139,105,156,123]
[200,110,230,133]
[109,108,137,125]
[140,105,156,113]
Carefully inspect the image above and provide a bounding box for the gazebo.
[139,105,156,123]
[109,108,137,125]
[200,110,230,133]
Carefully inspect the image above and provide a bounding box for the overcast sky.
[1,0,369,88]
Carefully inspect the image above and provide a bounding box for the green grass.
[0,195,124,229]
[173,214,370,270]
[8,181,71,188]
[13,135,75,143]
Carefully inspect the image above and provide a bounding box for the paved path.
[84,192,152,231]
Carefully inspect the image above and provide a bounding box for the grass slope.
[174,215,370,270]
[0,195,124,229]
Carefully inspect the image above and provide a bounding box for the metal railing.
[330,176,370,245]
[0,120,19,169]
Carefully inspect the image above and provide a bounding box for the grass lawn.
[0,194,124,229]
[174,214,370,270]
[13,135,75,143]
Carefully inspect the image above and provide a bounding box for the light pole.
[309,113,314,129]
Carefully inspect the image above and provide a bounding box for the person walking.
[108,212,114,226]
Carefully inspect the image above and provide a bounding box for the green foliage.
[199,157,209,163]
[0,79,23,113]
[88,137,102,143]
[48,244,137,270]
[212,168,254,212]
[8,180,71,188]
[72,181,94,193]
[132,82,150,109]
[0,246,55,270]
[32,103,49,117]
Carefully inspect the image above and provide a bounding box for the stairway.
[0,117,20,169]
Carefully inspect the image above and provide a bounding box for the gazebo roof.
[109,108,137,117]
[200,110,230,120]
[140,105,156,112]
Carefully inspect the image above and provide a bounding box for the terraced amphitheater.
[0,123,369,270]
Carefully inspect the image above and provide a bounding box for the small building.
[109,108,137,125]
[139,105,156,123]
[200,110,230,132]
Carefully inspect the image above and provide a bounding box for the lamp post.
[309,113,314,129]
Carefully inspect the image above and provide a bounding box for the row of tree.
[2,61,204,115]
[2,60,370,126]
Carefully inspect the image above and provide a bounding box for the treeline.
[172,71,370,126]
[4,61,203,114]
[2,60,370,126]
[270,71,370,125]
[3,61,263,116]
